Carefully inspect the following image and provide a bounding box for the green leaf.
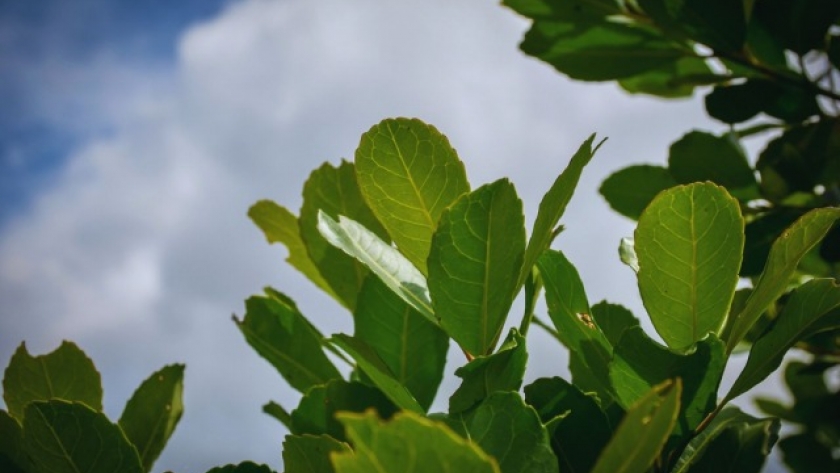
[638,0,747,51]
[428,179,525,356]
[688,415,779,473]
[354,275,448,411]
[332,410,500,473]
[118,364,184,473]
[726,279,840,402]
[619,56,715,98]
[3,341,102,421]
[23,400,143,473]
[742,210,803,277]
[590,380,681,473]
[591,301,640,347]
[503,0,622,19]
[282,434,350,473]
[263,401,292,430]
[779,432,840,473]
[0,410,26,473]
[667,131,756,191]
[608,327,725,440]
[727,207,840,351]
[205,462,275,473]
[234,289,341,393]
[756,120,840,197]
[300,160,388,310]
[449,392,558,473]
[599,165,677,220]
[449,329,527,414]
[329,334,424,413]
[753,0,840,54]
[355,117,470,275]
[290,379,398,442]
[706,80,820,125]
[317,211,435,325]
[248,200,337,300]
[524,377,612,473]
[519,134,602,288]
[537,250,613,399]
[618,237,639,273]
[635,182,744,350]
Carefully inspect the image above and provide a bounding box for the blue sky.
[0,1,788,472]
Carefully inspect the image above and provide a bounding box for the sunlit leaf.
[282,434,350,473]
[599,165,677,220]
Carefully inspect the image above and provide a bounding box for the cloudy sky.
[0,1,787,471]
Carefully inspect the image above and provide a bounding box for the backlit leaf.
[599,165,677,220]
[282,434,350,473]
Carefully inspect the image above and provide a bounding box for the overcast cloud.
[0,1,786,471]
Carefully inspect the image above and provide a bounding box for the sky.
[0,1,788,471]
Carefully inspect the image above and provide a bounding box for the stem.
[518,268,544,337]
[533,316,562,342]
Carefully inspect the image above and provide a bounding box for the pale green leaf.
[635,182,744,350]
[428,179,525,356]
[618,237,639,273]
[282,434,350,473]
[355,117,469,275]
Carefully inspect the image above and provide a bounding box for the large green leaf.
[635,182,744,350]
[332,410,500,473]
[449,329,528,414]
[590,380,681,473]
[619,56,716,98]
[524,377,612,473]
[727,207,840,351]
[726,279,840,402]
[205,462,275,473]
[448,392,557,473]
[0,409,26,473]
[354,275,448,411]
[299,160,388,310]
[248,200,337,301]
[519,134,602,288]
[329,334,424,413]
[639,0,747,51]
[667,131,756,192]
[598,165,677,220]
[118,364,184,473]
[608,327,725,440]
[428,179,525,356]
[3,341,102,421]
[234,289,341,393]
[23,400,143,473]
[537,250,613,399]
[355,118,469,275]
[282,434,350,473]
[290,379,398,442]
[688,415,779,473]
[317,211,435,325]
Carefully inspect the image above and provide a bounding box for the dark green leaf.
[282,434,350,473]
[667,131,756,191]
[234,289,341,393]
[619,56,715,98]
[742,210,803,276]
[119,364,184,473]
[329,334,424,413]
[354,275,448,411]
[591,301,640,347]
[829,35,840,69]
[688,415,779,473]
[525,377,612,473]
[819,222,840,262]
[705,82,769,124]
[757,120,840,197]
[355,118,470,275]
[727,207,840,351]
[599,165,677,220]
[263,401,292,430]
[671,407,767,473]
[639,0,747,52]
[290,379,398,442]
[0,409,26,473]
[753,0,840,54]
[449,329,527,414]
[24,400,143,473]
[428,179,525,356]
[503,0,622,19]
[590,380,681,473]
[205,462,275,473]
[3,341,102,421]
[635,182,744,350]
[780,432,840,473]
[332,410,500,473]
[248,200,337,301]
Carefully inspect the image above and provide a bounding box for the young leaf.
[635,182,744,351]
[299,160,389,310]
[118,364,185,473]
[519,134,602,288]
[23,400,143,473]
[688,415,780,473]
[282,434,350,473]
[205,462,276,473]
[449,392,558,473]
[329,334,424,413]
[234,289,341,393]
[355,117,470,275]
[290,379,398,442]
[609,327,725,439]
[618,237,639,273]
[667,131,756,191]
[590,380,682,473]
[248,200,337,301]
[599,165,677,220]
[727,207,840,351]
[332,410,500,473]
[726,279,840,402]
[0,409,26,473]
[317,211,436,325]
[524,377,612,473]
[3,341,103,421]
[428,179,525,356]
[354,275,448,411]
[449,329,528,414]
